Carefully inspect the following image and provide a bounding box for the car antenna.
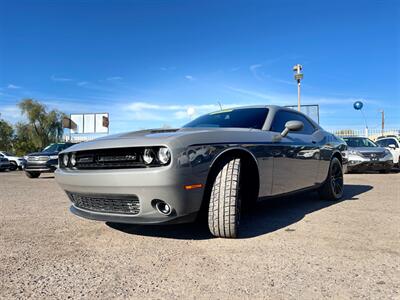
[218,101,223,110]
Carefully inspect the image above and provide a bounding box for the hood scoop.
[149,129,180,134]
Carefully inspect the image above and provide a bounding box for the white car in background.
[376,136,400,167]
[0,151,26,170]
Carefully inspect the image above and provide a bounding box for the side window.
[0,154,3,158]
[388,139,399,148]
[376,140,387,147]
[271,110,316,134]
[377,139,397,148]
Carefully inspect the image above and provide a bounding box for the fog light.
[143,148,155,164]
[155,201,172,216]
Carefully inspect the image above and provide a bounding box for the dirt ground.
[1,170,399,299]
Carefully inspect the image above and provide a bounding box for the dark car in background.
[25,143,75,178]
[0,156,11,171]
[343,137,393,173]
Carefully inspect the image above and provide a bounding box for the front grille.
[69,147,163,169]
[67,192,140,215]
[361,152,385,158]
[28,156,49,162]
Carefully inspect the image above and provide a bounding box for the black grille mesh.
[361,152,386,158]
[67,192,140,215]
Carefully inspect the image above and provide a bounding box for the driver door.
[270,110,320,195]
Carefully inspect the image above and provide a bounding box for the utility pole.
[293,64,303,111]
[381,110,385,136]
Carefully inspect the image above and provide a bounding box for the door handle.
[312,141,317,144]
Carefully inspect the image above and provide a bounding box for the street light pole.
[381,110,385,136]
[293,64,303,111]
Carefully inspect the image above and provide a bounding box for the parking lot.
[0,171,399,299]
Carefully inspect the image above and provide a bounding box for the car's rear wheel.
[208,157,241,238]
[318,157,344,201]
[25,171,40,178]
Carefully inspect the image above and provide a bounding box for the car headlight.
[70,153,77,166]
[143,148,155,164]
[384,149,392,156]
[63,154,69,166]
[158,147,171,165]
[50,155,59,160]
[348,150,362,156]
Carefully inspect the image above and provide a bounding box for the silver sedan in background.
[343,137,393,173]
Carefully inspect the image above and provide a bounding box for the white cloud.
[185,75,195,81]
[249,64,263,81]
[0,105,24,122]
[51,75,74,82]
[123,101,269,123]
[7,84,21,89]
[160,66,176,71]
[106,76,123,81]
[77,81,88,86]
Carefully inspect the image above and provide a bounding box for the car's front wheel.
[318,157,344,201]
[208,157,241,238]
[9,161,18,171]
[25,171,40,178]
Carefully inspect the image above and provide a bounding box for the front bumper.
[347,154,394,171]
[25,159,58,172]
[55,166,205,224]
[0,162,11,170]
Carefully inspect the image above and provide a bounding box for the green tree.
[18,99,65,150]
[12,122,38,156]
[0,114,14,151]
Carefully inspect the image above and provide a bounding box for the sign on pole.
[70,113,109,134]
[285,104,320,124]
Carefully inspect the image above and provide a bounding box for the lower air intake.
[67,192,140,215]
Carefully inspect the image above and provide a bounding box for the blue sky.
[0,0,399,134]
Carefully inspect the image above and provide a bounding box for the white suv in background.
[376,136,400,167]
[0,151,26,170]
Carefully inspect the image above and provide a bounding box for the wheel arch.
[203,147,260,206]
[332,150,343,165]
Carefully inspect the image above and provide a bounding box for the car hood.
[5,155,22,160]
[347,146,387,153]
[61,127,277,153]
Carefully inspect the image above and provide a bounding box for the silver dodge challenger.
[55,105,346,238]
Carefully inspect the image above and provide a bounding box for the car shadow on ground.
[107,184,373,240]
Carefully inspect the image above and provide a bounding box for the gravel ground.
[1,170,399,299]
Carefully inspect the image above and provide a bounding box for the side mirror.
[281,120,304,137]
[388,144,396,149]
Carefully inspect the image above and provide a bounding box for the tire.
[9,161,17,171]
[379,168,391,174]
[318,157,344,201]
[208,158,241,238]
[25,171,40,178]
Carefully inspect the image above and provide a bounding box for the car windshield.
[43,143,73,152]
[3,152,15,156]
[343,137,377,148]
[183,108,269,129]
